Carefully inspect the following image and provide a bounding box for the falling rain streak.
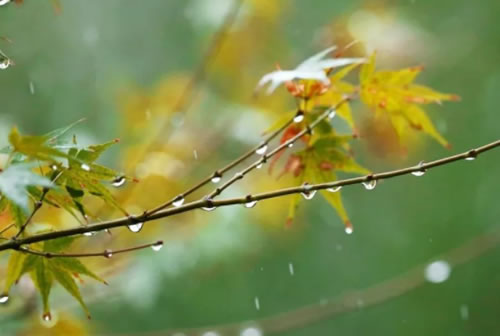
[254,297,261,310]
[288,262,294,276]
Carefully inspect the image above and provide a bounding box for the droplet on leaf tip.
[42,312,52,322]
[255,144,267,155]
[172,195,185,207]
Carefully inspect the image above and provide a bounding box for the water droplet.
[256,163,263,169]
[425,260,451,283]
[327,186,342,193]
[460,304,469,320]
[241,327,263,336]
[128,222,143,233]
[51,164,58,170]
[293,111,304,123]
[301,183,316,200]
[29,81,35,95]
[0,294,9,304]
[465,150,477,161]
[362,179,377,190]
[411,161,426,176]
[254,296,261,310]
[345,226,353,235]
[465,156,476,161]
[211,173,221,184]
[151,241,163,252]
[104,249,113,258]
[202,332,219,336]
[0,0,10,6]
[81,163,90,171]
[42,312,51,321]
[83,231,95,237]
[111,176,126,187]
[328,109,336,119]
[288,262,294,276]
[172,195,185,207]
[288,142,294,148]
[0,58,10,69]
[244,199,257,208]
[202,199,216,211]
[193,149,198,160]
[255,144,267,155]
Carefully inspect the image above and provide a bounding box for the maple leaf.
[359,53,460,148]
[256,46,365,94]
[3,237,106,320]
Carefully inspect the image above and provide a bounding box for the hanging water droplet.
[83,231,95,237]
[51,164,58,170]
[104,249,113,258]
[151,240,163,252]
[255,144,267,155]
[244,199,257,208]
[327,186,342,193]
[345,226,353,235]
[42,312,52,321]
[425,260,451,283]
[256,163,263,169]
[202,199,216,211]
[362,179,377,190]
[0,294,9,304]
[172,195,185,207]
[301,183,316,200]
[81,163,91,171]
[288,262,294,276]
[29,81,35,95]
[254,297,261,310]
[211,172,221,184]
[241,327,263,336]
[0,57,11,70]
[111,176,126,187]
[465,155,476,161]
[128,222,143,233]
[328,109,336,119]
[293,111,304,123]
[411,161,426,176]
[0,0,11,6]
[288,142,294,148]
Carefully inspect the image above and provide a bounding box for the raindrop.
[327,186,342,193]
[83,231,95,237]
[172,195,185,207]
[301,183,316,200]
[0,0,11,6]
[362,179,377,190]
[255,144,268,155]
[345,226,353,235]
[42,312,51,321]
[104,249,113,258]
[244,199,257,208]
[254,296,261,310]
[288,142,294,148]
[425,260,451,283]
[29,81,35,95]
[288,262,294,276]
[465,156,476,161]
[151,241,163,252]
[241,327,262,336]
[293,111,305,123]
[411,161,426,176]
[111,176,126,187]
[202,199,216,211]
[465,150,477,161]
[211,173,222,184]
[0,58,11,70]
[328,109,336,119]
[51,165,58,170]
[0,294,9,304]
[256,163,263,169]
[128,222,143,233]
[460,304,469,320]
[202,332,219,336]
[81,163,91,171]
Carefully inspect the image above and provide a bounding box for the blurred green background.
[1,0,500,335]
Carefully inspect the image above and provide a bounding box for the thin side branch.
[1,138,498,252]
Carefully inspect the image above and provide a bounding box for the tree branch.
[0,138,498,252]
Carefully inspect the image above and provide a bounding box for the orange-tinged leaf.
[402,105,450,148]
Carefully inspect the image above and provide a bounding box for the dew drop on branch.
[202,199,216,211]
[328,109,336,119]
[465,156,476,161]
[293,111,304,123]
[327,186,341,193]
[301,183,316,200]
[151,241,163,252]
[211,173,221,184]
[172,195,185,207]
[362,179,377,190]
[256,162,264,169]
[83,231,95,237]
[0,294,9,304]
[111,176,126,187]
[42,312,51,322]
[288,142,294,148]
[424,260,451,283]
[244,200,257,208]
[411,161,426,177]
[255,144,267,155]
[81,163,91,171]
[104,249,113,258]
[128,222,143,233]
[241,327,263,336]
[0,58,10,70]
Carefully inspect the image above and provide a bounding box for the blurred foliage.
[1,0,500,336]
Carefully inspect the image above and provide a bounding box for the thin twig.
[14,171,64,239]
[206,95,354,200]
[17,240,163,259]
[0,223,15,238]
[1,138,498,251]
